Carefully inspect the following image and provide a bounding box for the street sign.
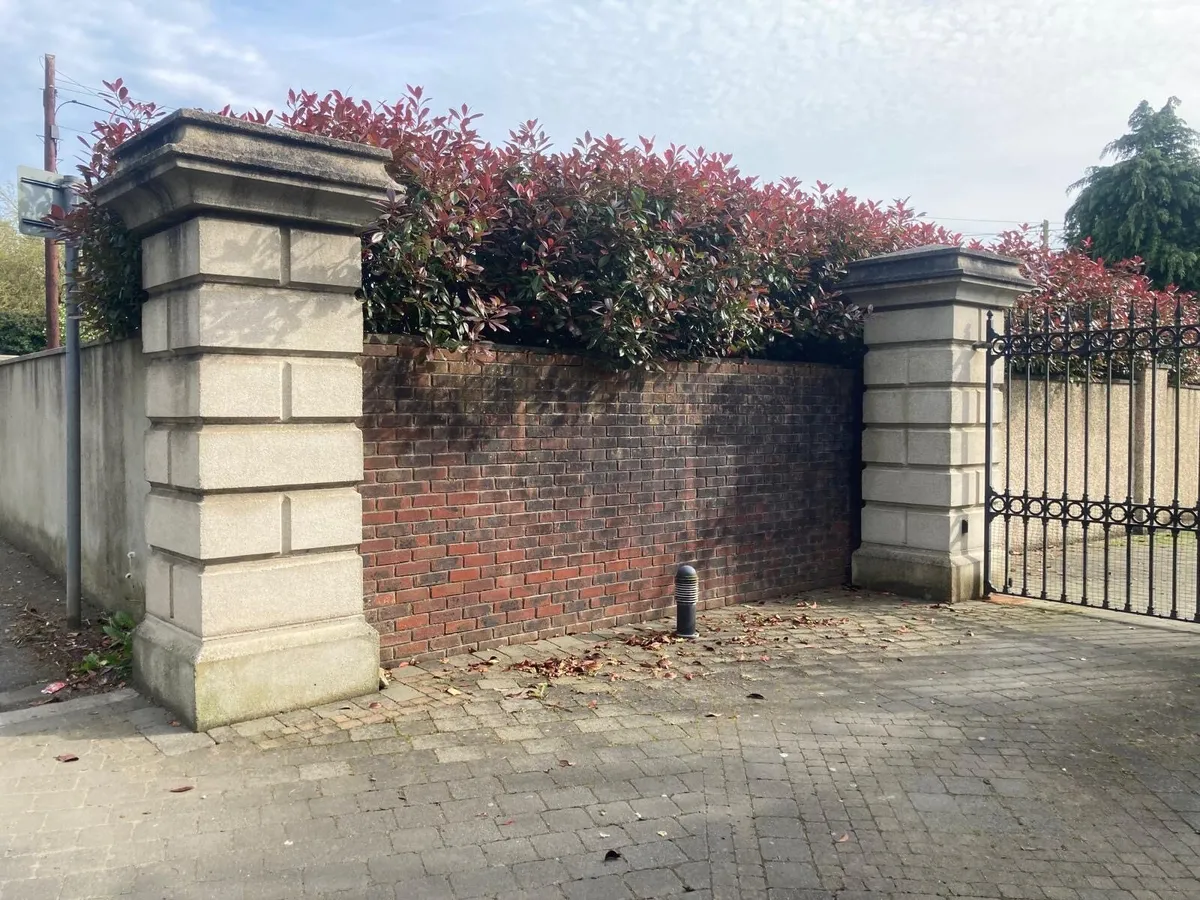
[16,166,74,237]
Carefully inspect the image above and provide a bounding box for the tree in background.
[0,186,45,314]
[0,185,47,354]
[1065,98,1200,292]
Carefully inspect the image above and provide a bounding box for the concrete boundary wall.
[0,339,148,614]
[996,373,1200,551]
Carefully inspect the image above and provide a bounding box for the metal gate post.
[983,310,995,596]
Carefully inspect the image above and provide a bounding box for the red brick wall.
[361,336,859,663]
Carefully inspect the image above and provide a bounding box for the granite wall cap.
[841,244,1034,292]
[94,109,392,235]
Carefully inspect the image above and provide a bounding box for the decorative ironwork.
[984,300,1200,622]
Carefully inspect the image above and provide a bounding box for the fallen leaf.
[836,833,851,843]
[446,687,463,696]
[604,850,622,862]
[587,699,598,709]
[501,819,514,826]
[704,712,721,718]
[657,830,669,837]
[55,754,78,763]
[598,832,611,838]
[510,654,606,679]
[526,683,549,700]
[368,702,382,710]
[168,720,180,727]
[558,759,575,767]
[41,681,67,695]
[746,692,765,701]
[168,786,194,793]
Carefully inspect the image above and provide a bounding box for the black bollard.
[675,564,698,638]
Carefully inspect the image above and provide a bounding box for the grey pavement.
[1,591,1198,899]
[0,540,63,708]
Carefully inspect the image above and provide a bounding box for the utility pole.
[1041,218,1051,250]
[43,54,61,349]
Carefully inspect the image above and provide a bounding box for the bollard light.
[675,564,698,638]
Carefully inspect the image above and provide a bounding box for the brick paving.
[1,590,1198,899]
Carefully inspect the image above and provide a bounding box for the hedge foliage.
[63,82,1200,371]
[0,310,47,356]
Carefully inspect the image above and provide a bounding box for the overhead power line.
[923,215,1064,225]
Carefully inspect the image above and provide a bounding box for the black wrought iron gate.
[984,303,1200,621]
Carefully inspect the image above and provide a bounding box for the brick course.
[360,336,859,663]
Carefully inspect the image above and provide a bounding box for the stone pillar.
[841,246,1032,602]
[95,110,391,729]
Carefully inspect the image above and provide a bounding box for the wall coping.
[94,109,392,236]
[363,334,859,373]
[0,337,138,369]
[111,109,393,167]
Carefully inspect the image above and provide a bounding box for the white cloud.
[3,0,1200,234]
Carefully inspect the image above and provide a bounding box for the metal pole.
[63,178,81,628]
[43,53,61,349]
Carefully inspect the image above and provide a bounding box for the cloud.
[3,0,1200,234]
[0,0,274,178]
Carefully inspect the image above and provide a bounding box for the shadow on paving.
[0,540,67,706]
[0,539,119,712]
[1,591,1198,900]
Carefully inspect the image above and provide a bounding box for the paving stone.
[623,866,686,898]
[421,845,487,875]
[532,830,586,858]
[300,861,370,894]
[450,866,519,898]
[563,874,634,900]
[0,593,1197,900]
[396,874,455,900]
[513,858,572,888]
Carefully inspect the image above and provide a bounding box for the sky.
[2,0,1199,243]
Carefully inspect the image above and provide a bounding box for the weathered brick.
[361,338,856,662]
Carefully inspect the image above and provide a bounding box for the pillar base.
[133,615,380,731]
[851,543,982,603]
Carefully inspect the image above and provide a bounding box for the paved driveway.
[1,592,1197,900]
